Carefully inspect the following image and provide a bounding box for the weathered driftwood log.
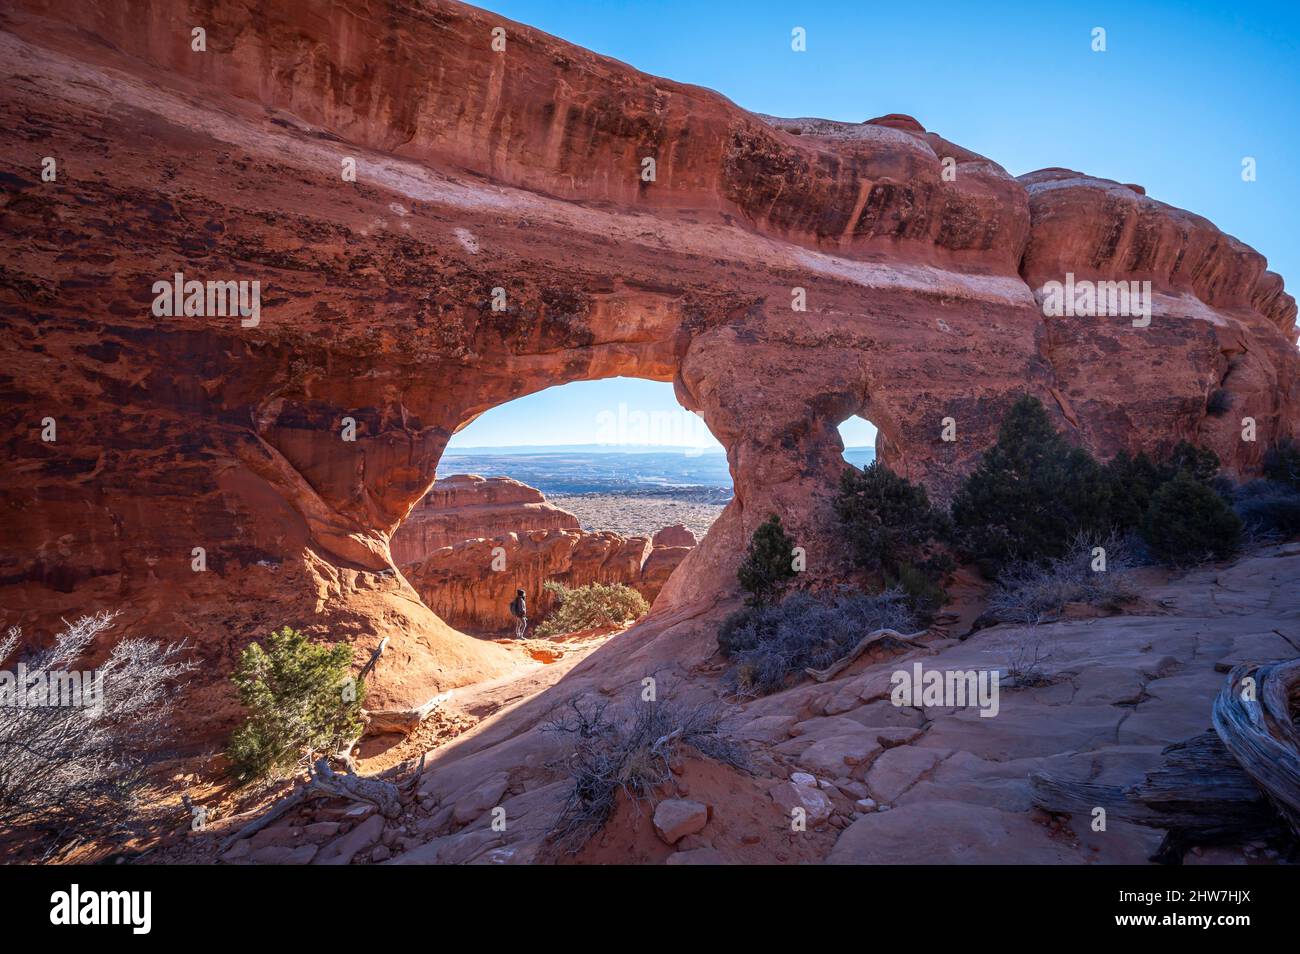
[805,629,928,683]
[358,636,389,682]
[1031,657,1300,862]
[364,690,453,736]
[1030,731,1286,863]
[1212,659,1300,835]
[219,756,402,850]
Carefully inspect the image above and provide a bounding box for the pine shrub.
[834,462,953,619]
[1263,439,1300,490]
[227,626,364,783]
[1101,450,1164,534]
[537,581,649,636]
[1161,440,1221,484]
[736,514,799,606]
[1141,470,1242,565]
[835,462,949,571]
[950,395,1111,575]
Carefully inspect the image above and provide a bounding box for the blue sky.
[451,1,1299,450]
[449,377,878,449]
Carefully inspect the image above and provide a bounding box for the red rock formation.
[1017,168,1299,467]
[406,530,644,633]
[394,475,693,631]
[0,0,1295,726]
[391,475,579,565]
[652,524,698,548]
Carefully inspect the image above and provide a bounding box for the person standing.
[509,588,528,639]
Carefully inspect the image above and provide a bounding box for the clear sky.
[450,0,1298,451]
[447,377,878,449]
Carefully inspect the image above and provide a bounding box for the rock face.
[396,475,693,632]
[391,475,580,565]
[652,524,698,548]
[1,0,1296,723]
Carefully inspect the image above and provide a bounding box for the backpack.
[509,595,525,618]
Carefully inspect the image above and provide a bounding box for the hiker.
[509,588,528,639]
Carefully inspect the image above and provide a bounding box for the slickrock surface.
[1,0,1296,730]
[181,544,1300,866]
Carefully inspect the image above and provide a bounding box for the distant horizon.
[442,442,878,454]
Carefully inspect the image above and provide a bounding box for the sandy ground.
[550,492,727,539]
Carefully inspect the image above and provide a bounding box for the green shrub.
[1263,439,1300,490]
[537,581,649,636]
[885,561,950,620]
[835,462,949,571]
[1161,440,1220,484]
[1101,450,1164,534]
[834,462,952,619]
[227,626,363,783]
[1141,470,1242,565]
[951,395,1111,576]
[736,514,799,606]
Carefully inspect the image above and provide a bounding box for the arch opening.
[393,377,733,640]
[839,414,879,470]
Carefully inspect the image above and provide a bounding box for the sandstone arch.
[1,0,1295,731]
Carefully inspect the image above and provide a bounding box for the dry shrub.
[0,612,194,846]
[718,588,916,696]
[543,693,746,853]
[988,533,1138,625]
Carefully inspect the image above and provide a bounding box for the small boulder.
[653,798,710,845]
[652,524,697,548]
[219,839,251,862]
[769,780,833,825]
[250,824,301,849]
[451,773,509,824]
